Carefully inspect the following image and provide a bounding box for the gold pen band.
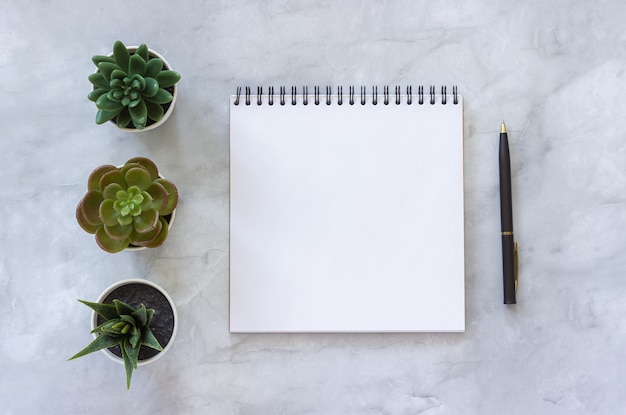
[514,242,519,292]
[502,231,514,236]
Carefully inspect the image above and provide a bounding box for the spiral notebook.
[230,86,465,333]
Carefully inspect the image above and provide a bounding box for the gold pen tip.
[501,121,507,134]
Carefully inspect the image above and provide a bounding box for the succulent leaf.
[112,69,128,81]
[115,108,132,128]
[109,79,124,90]
[145,58,163,78]
[76,204,101,234]
[96,94,124,111]
[128,98,141,108]
[126,338,140,369]
[95,226,130,253]
[96,109,122,125]
[102,182,124,200]
[99,169,127,191]
[98,62,119,83]
[135,44,149,61]
[131,304,148,327]
[129,328,141,348]
[155,70,182,88]
[125,166,152,190]
[121,340,137,389]
[99,199,120,227]
[140,192,153,212]
[113,40,130,73]
[112,321,126,330]
[146,181,170,213]
[104,223,133,241]
[145,308,155,326]
[119,314,136,326]
[131,74,146,90]
[143,77,159,97]
[145,100,164,121]
[78,300,119,320]
[130,218,163,247]
[129,54,147,77]
[155,178,179,215]
[123,205,138,217]
[92,55,115,65]
[79,190,104,226]
[125,158,159,180]
[144,88,173,105]
[108,90,121,102]
[143,217,170,248]
[118,215,133,226]
[131,192,145,206]
[141,326,164,351]
[88,73,110,90]
[113,299,136,315]
[133,208,159,233]
[129,100,148,129]
[88,87,108,102]
[87,165,117,192]
[68,333,121,361]
[97,319,124,335]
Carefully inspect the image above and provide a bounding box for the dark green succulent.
[76,157,178,253]
[88,40,181,130]
[69,299,163,389]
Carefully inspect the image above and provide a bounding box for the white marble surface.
[2,0,626,413]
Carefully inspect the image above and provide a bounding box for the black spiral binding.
[234,85,458,106]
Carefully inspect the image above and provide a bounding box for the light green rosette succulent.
[76,157,178,253]
[68,299,163,389]
[88,40,181,130]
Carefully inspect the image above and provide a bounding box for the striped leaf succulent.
[88,40,181,130]
[68,299,163,389]
[76,157,178,253]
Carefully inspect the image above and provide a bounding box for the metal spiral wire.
[234,85,459,106]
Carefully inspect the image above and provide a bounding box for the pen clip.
[513,242,519,293]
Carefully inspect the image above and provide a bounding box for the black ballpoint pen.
[499,121,518,304]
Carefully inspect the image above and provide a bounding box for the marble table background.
[2,0,625,413]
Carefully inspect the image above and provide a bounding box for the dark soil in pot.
[97,282,175,360]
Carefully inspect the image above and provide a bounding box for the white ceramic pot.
[91,279,178,366]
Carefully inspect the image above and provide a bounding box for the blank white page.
[230,92,464,332]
